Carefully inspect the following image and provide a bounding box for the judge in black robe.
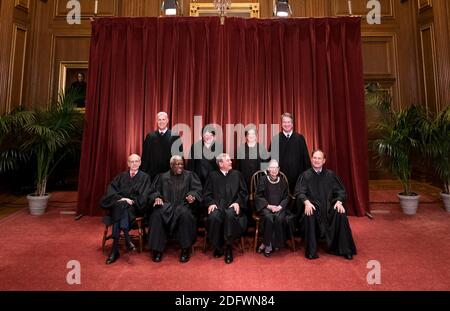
[294,150,357,260]
[141,112,183,179]
[255,160,294,256]
[148,156,202,263]
[204,153,248,264]
[236,127,270,227]
[270,113,311,194]
[236,127,270,188]
[187,126,222,186]
[100,154,152,264]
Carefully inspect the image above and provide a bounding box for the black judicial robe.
[236,143,270,188]
[148,170,202,251]
[255,176,294,248]
[187,141,222,185]
[149,170,203,232]
[141,130,183,179]
[100,170,152,226]
[204,169,248,213]
[270,132,311,193]
[255,176,290,213]
[295,168,357,255]
[204,170,248,246]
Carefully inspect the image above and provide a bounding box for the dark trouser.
[207,207,245,250]
[148,205,197,253]
[259,209,290,249]
[112,211,130,239]
[303,208,357,257]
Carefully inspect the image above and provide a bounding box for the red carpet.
[1,191,450,291]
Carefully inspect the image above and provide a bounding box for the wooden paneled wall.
[0,0,449,179]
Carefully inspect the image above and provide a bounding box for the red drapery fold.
[77,17,369,216]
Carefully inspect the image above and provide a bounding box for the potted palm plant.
[421,105,450,212]
[0,90,84,215]
[367,84,423,215]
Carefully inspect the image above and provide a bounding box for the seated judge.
[204,153,248,264]
[148,155,202,263]
[294,149,357,260]
[254,159,294,257]
[100,154,152,265]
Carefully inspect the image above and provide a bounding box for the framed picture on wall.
[190,2,260,18]
[58,61,88,111]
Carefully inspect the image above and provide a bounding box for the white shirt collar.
[159,128,168,135]
[283,130,293,138]
[313,168,322,174]
[220,169,229,176]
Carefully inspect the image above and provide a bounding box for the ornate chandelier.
[213,0,231,17]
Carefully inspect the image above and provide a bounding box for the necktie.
[130,172,136,178]
[286,134,290,139]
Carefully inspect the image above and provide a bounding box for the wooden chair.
[249,170,296,252]
[101,215,144,253]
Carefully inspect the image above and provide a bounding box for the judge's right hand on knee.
[304,200,316,216]
[208,204,218,214]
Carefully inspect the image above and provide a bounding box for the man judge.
[204,153,248,264]
[148,155,202,263]
[141,112,183,179]
[270,113,311,194]
[101,154,152,264]
[294,150,357,260]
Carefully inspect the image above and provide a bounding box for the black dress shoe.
[105,251,120,264]
[213,248,223,258]
[263,251,271,258]
[225,247,233,264]
[152,251,162,263]
[126,241,137,252]
[256,247,264,254]
[180,248,191,263]
[305,252,319,260]
[344,254,353,260]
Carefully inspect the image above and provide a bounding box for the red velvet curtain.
[77,17,369,217]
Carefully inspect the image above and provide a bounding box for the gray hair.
[170,155,183,166]
[215,153,229,165]
[157,111,168,119]
[267,159,279,169]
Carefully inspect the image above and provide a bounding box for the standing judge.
[204,153,248,264]
[141,112,183,179]
[187,126,222,186]
[294,150,357,260]
[236,126,270,188]
[148,155,202,263]
[101,154,152,264]
[270,113,311,194]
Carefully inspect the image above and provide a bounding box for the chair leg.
[136,218,143,253]
[203,231,207,253]
[240,236,245,253]
[102,225,109,254]
[253,219,259,252]
[291,236,296,252]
